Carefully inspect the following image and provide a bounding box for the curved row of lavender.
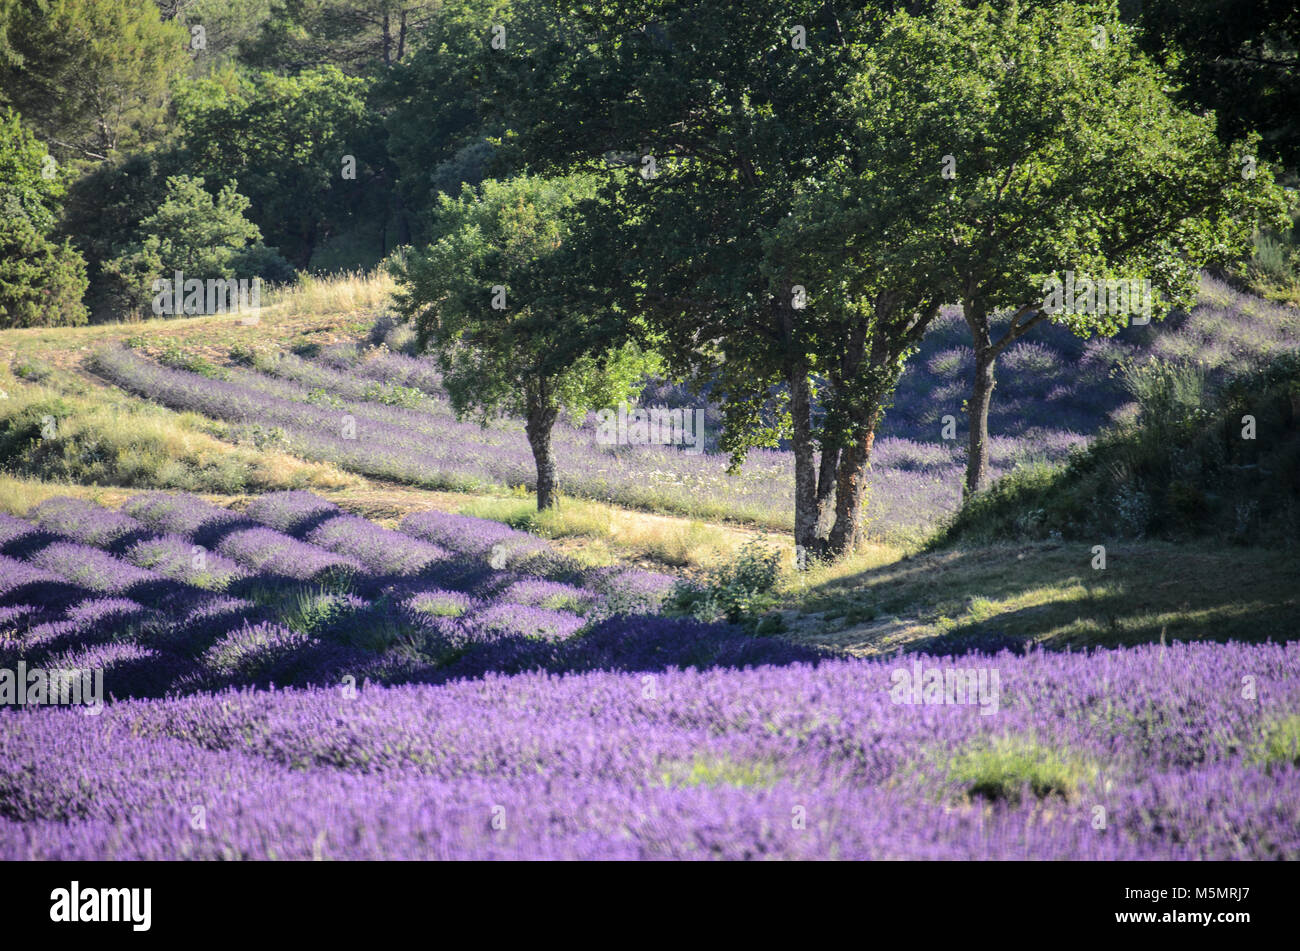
[0,491,708,698]
[91,278,1297,544]
[2,640,1297,858]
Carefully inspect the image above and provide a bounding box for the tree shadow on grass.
[798,540,1300,654]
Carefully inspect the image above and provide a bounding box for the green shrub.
[11,358,52,382]
[666,541,783,626]
[936,351,1300,548]
[1248,714,1300,772]
[156,342,227,379]
[942,735,1097,804]
[0,395,74,463]
[0,214,89,328]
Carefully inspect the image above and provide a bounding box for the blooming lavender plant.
[27,497,149,553]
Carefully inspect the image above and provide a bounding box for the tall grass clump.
[0,366,356,494]
[264,269,394,317]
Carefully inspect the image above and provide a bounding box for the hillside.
[5,274,1296,551]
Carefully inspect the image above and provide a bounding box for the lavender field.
[90,277,1299,545]
[1,488,1297,859]
[4,639,1298,859]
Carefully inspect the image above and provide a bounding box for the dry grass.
[457,494,787,573]
[0,362,360,497]
[263,269,395,318]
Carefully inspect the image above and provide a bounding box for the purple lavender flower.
[215,528,362,583]
[500,579,594,614]
[27,497,148,552]
[2,641,1296,859]
[465,602,586,642]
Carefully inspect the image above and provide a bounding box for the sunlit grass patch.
[458,494,779,571]
[1248,714,1300,772]
[263,269,395,317]
[0,365,358,496]
[407,592,469,618]
[659,754,783,789]
[939,734,1100,804]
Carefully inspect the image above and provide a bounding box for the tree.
[103,174,288,314]
[377,0,523,244]
[0,107,88,327]
[389,174,654,510]
[57,147,187,319]
[175,66,389,268]
[0,0,189,162]
[244,0,449,72]
[852,1,1288,495]
[487,0,883,553]
[481,0,1288,554]
[163,0,277,69]
[1131,0,1300,170]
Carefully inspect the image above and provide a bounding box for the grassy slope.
[2,272,1297,651]
[778,540,1299,655]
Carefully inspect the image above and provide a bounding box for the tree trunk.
[815,441,840,541]
[963,300,996,498]
[785,363,837,556]
[525,404,560,510]
[790,366,829,557]
[827,398,879,556]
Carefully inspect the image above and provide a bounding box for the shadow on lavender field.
[780,540,1300,657]
[0,490,833,708]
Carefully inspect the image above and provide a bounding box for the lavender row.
[28,496,246,591]
[97,346,987,540]
[123,492,363,583]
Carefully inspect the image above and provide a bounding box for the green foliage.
[173,0,276,70]
[0,394,73,463]
[660,754,781,790]
[666,541,783,627]
[175,66,387,269]
[243,0,446,73]
[0,213,89,328]
[0,107,64,230]
[858,0,1287,331]
[0,0,189,161]
[359,381,423,409]
[128,175,261,276]
[11,357,52,382]
[1133,0,1300,169]
[0,107,88,327]
[56,148,185,319]
[379,0,521,234]
[1249,715,1300,772]
[102,174,285,314]
[390,172,654,427]
[941,736,1097,804]
[938,351,1300,547]
[156,342,227,379]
